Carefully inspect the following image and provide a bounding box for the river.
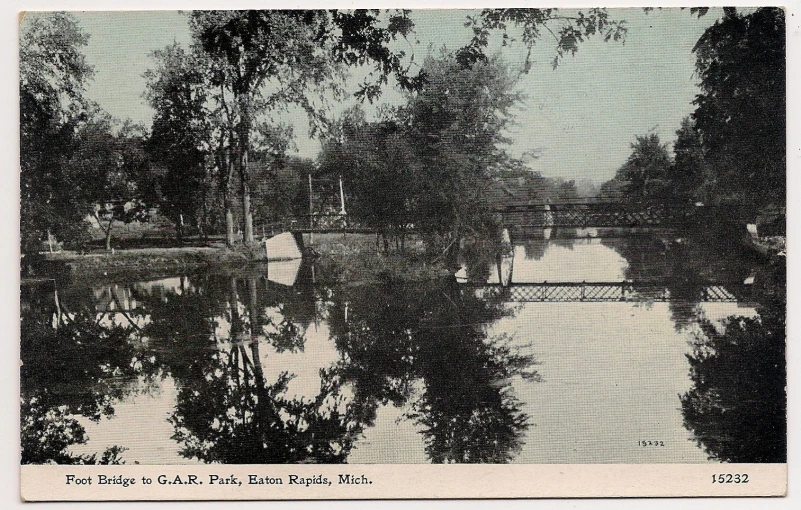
[20,230,786,465]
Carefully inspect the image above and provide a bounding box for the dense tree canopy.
[317,106,418,249]
[691,7,785,206]
[145,43,214,240]
[20,13,95,254]
[21,8,785,259]
[602,7,785,210]
[317,54,524,255]
[608,134,672,204]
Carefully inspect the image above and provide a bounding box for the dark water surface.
[21,232,786,464]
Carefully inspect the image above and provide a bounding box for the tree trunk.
[225,205,236,248]
[242,171,253,245]
[105,219,113,251]
[247,277,259,338]
[238,98,255,246]
[223,148,236,248]
[229,277,241,338]
[446,220,461,267]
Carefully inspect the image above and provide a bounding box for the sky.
[25,9,718,184]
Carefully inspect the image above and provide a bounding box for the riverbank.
[37,246,249,279]
[30,233,452,283]
[302,233,452,284]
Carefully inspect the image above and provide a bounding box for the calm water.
[21,232,786,464]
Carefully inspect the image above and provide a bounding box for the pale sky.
[29,8,718,184]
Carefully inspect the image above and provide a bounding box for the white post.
[339,175,347,216]
[339,175,347,238]
[308,174,314,246]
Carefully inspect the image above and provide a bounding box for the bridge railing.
[495,202,764,229]
[476,281,750,303]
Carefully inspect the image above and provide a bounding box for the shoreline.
[30,233,453,284]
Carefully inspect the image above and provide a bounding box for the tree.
[609,134,672,204]
[318,106,418,251]
[20,283,143,464]
[69,116,151,250]
[691,7,785,206]
[326,277,538,462]
[144,43,214,241]
[188,10,426,246]
[20,13,95,255]
[251,155,314,232]
[681,259,786,462]
[668,117,706,203]
[400,54,522,260]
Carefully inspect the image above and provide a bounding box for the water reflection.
[20,232,785,464]
[327,278,537,463]
[20,283,145,464]
[136,275,358,464]
[680,258,786,462]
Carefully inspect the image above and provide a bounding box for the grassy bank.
[39,245,249,279]
[31,232,452,283]
[303,233,451,284]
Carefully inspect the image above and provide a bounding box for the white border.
[4,1,799,508]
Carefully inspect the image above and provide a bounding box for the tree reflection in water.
[20,284,143,464]
[328,276,538,463]
[20,267,547,464]
[603,234,758,330]
[681,258,786,463]
[139,276,359,464]
[603,233,786,462]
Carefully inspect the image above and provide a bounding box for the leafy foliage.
[691,7,785,206]
[327,277,538,463]
[681,259,786,462]
[668,117,706,202]
[402,54,522,255]
[20,13,95,254]
[608,134,672,204]
[20,286,143,464]
[145,43,214,239]
[318,107,417,248]
[598,8,784,211]
[462,9,627,71]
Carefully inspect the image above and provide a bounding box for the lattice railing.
[479,282,747,303]
[500,204,677,228]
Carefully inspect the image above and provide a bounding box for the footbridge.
[496,202,759,230]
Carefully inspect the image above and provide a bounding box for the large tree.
[608,133,673,204]
[145,43,214,241]
[667,117,706,203]
[20,13,95,255]
[187,10,425,246]
[691,7,785,206]
[400,54,522,260]
[68,115,151,251]
[318,106,418,251]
